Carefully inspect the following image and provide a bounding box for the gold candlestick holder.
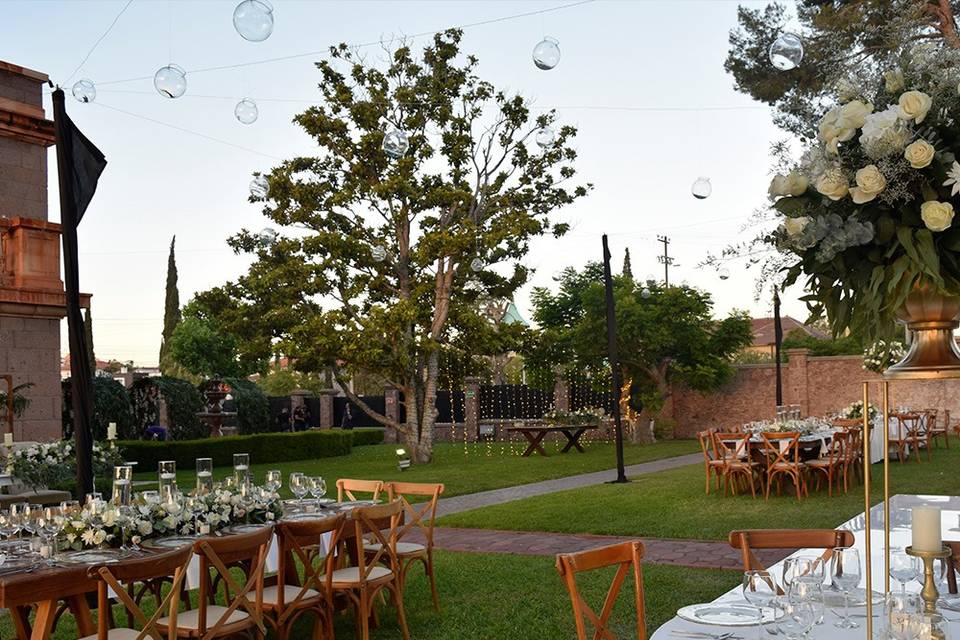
[905,545,951,615]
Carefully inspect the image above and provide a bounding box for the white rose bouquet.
[542,406,605,426]
[763,46,960,340]
[863,339,907,373]
[839,400,880,423]
[5,440,122,490]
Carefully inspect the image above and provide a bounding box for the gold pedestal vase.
[884,286,960,380]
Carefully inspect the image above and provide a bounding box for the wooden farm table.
[506,424,599,457]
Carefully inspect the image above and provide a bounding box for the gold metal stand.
[905,545,951,615]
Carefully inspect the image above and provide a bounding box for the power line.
[63,0,136,85]
[96,0,596,86]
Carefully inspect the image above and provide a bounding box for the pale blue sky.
[4,0,794,364]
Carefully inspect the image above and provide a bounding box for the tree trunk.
[403,384,420,460]
[413,350,439,463]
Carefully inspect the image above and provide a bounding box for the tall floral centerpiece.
[769,45,960,378]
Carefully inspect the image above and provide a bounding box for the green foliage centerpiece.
[768,45,960,378]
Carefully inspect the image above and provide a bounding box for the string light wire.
[63,0,136,85]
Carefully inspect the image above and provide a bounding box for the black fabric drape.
[774,290,784,407]
[53,89,106,495]
[602,235,627,483]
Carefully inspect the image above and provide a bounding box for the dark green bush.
[118,430,354,469]
[62,377,136,440]
[344,428,385,446]
[130,377,205,440]
[223,377,271,434]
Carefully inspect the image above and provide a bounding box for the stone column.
[463,376,480,442]
[785,348,810,416]
[553,376,569,412]
[317,389,336,429]
[289,388,310,428]
[384,386,400,443]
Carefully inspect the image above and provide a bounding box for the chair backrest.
[945,541,960,594]
[697,430,716,462]
[336,478,383,502]
[823,430,846,464]
[386,481,444,549]
[194,525,272,637]
[350,500,402,586]
[897,413,923,438]
[275,514,345,614]
[760,432,802,466]
[922,410,938,432]
[832,418,862,429]
[713,433,750,461]
[89,543,193,640]
[728,529,855,591]
[556,541,646,640]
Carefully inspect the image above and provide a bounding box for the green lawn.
[438,445,960,540]
[133,440,697,500]
[0,550,738,639]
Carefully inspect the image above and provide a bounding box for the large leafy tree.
[526,264,753,415]
[202,30,588,462]
[726,0,960,137]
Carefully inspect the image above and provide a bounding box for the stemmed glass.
[885,592,924,640]
[309,477,326,504]
[264,470,282,493]
[782,557,814,593]
[830,547,861,629]
[38,507,62,564]
[775,599,815,640]
[0,510,21,543]
[890,550,920,595]
[290,473,308,510]
[742,570,776,639]
[788,577,825,626]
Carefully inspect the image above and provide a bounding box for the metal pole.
[774,291,783,406]
[602,235,628,484]
[882,380,890,594]
[862,381,873,638]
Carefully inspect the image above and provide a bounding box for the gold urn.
[884,285,960,379]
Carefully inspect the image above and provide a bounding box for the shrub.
[118,430,354,469]
[339,428,384,446]
[223,377,271,434]
[130,377,205,440]
[62,377,136,440]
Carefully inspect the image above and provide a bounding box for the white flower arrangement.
[542,406,606,426]
[5,440,122,490]
[862,340,907,373]
[759,417,831,435]
[839,400,880,423]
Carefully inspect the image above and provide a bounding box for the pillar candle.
[107,423,117,441]
[912,506,942,553]
[3,433,12,446]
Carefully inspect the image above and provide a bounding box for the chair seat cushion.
[365,541,426,555]
[157,605,249,630]
[262,584,321,606]
[806,459,834,468]
[771,462,806,470]
[80,630,143,640]
[330,565,393,586]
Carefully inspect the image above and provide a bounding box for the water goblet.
[37,507,62,564]
[118,504,138,551]
[789,571,825,625]
[886,592,923,640]
[290,473,308,510]
[742,570,776,640]
[264,469,282,493]
[776,599,815,640]
[0,510,20,542]
[830,547,861,629]
[890,550,920,595]
[309,476,326,504]
[782,557,815,593]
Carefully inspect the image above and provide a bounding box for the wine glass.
[264,469,282,493]
[119,505,138,551]
[742,570,776,639]
[0,510,20,543]
[60,500,80,518]
[776,598,815,640]
[290,473,308,510]
[890,550,920,595]
[788,576,824,625]
[309,477,326,504]
[782,557,814,593]
[886,592,923,640]
[37,507,62,564]
[830,547,861,629]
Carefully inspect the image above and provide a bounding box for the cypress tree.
[84,307,96,376]
[159,236,181,370]
[622,247,633,279]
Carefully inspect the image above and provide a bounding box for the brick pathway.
[407,527,790,570]
[435,452,703,517]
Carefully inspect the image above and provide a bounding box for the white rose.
[884,68,905,93]
[784,216,811,237]
[921,200,955,232]
[904,139,935,169]
[93,530,107,545]
[101,509,117,527]
[137,520,153,536]
[835,77,858,102]
[898,91,932,124]
[815,170,849,201]
[850,165,886,204]
[769,171,808,198]
[838,100,873,130]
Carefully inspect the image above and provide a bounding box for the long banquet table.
[651,494,960,639]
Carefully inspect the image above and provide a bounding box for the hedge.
[223,377,271,434]
[62,377,135,440]
[346,428,385,446]
[118,430,354,469]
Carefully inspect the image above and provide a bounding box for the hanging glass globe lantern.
[371,246,387,262]
[644,274,655,286]
[641,287,652,299]
[382,128,409,159]
[718,267,730,281]
[233,0,274,42]
[258,227,277,246]
[470,257,484,272]
[769,32,804,71]
[535,126,555,149]
[250,175,268,199]
[235,98,258,124]
[691,177,712,200]
[71,79,96,103]
[154,64,187,99]
[532,37,561,71]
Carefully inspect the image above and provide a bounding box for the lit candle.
[199,523,210,535]
[196,471,212,478]
[107,423,117,441]
[3,433,12,446]
[159,473,176,481]
[912,506,942,553]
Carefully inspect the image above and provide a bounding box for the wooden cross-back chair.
[336,478,383,502]
[806,431,847,497]
[943,541,960,594]
[728,529,855,594]
[85,543,193,640]
[157,525,272,639]
[712,433,760,498]
[931,409,950,449]
[334,500,409,640]
[890,413,925,463]
[373,481,446,611]
[696,429,724,495]
[556,540,647,640]
[266,513,346,640]
[920,410,941,454]
[760,432,807,501]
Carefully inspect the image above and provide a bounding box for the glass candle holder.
[196,458,214,495]
[158,460,177,491]
[111,465,133,506]
[233,453,250,495]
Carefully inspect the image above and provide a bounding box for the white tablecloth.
[650,494,960,640]
[868,417,911,464]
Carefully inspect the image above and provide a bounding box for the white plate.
[62,549,123,564]
[284,512,336,521]
[676,603,780,626]
[823,587,884,608]
[147,536,197,549]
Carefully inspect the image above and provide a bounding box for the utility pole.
[656,235,674,286]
